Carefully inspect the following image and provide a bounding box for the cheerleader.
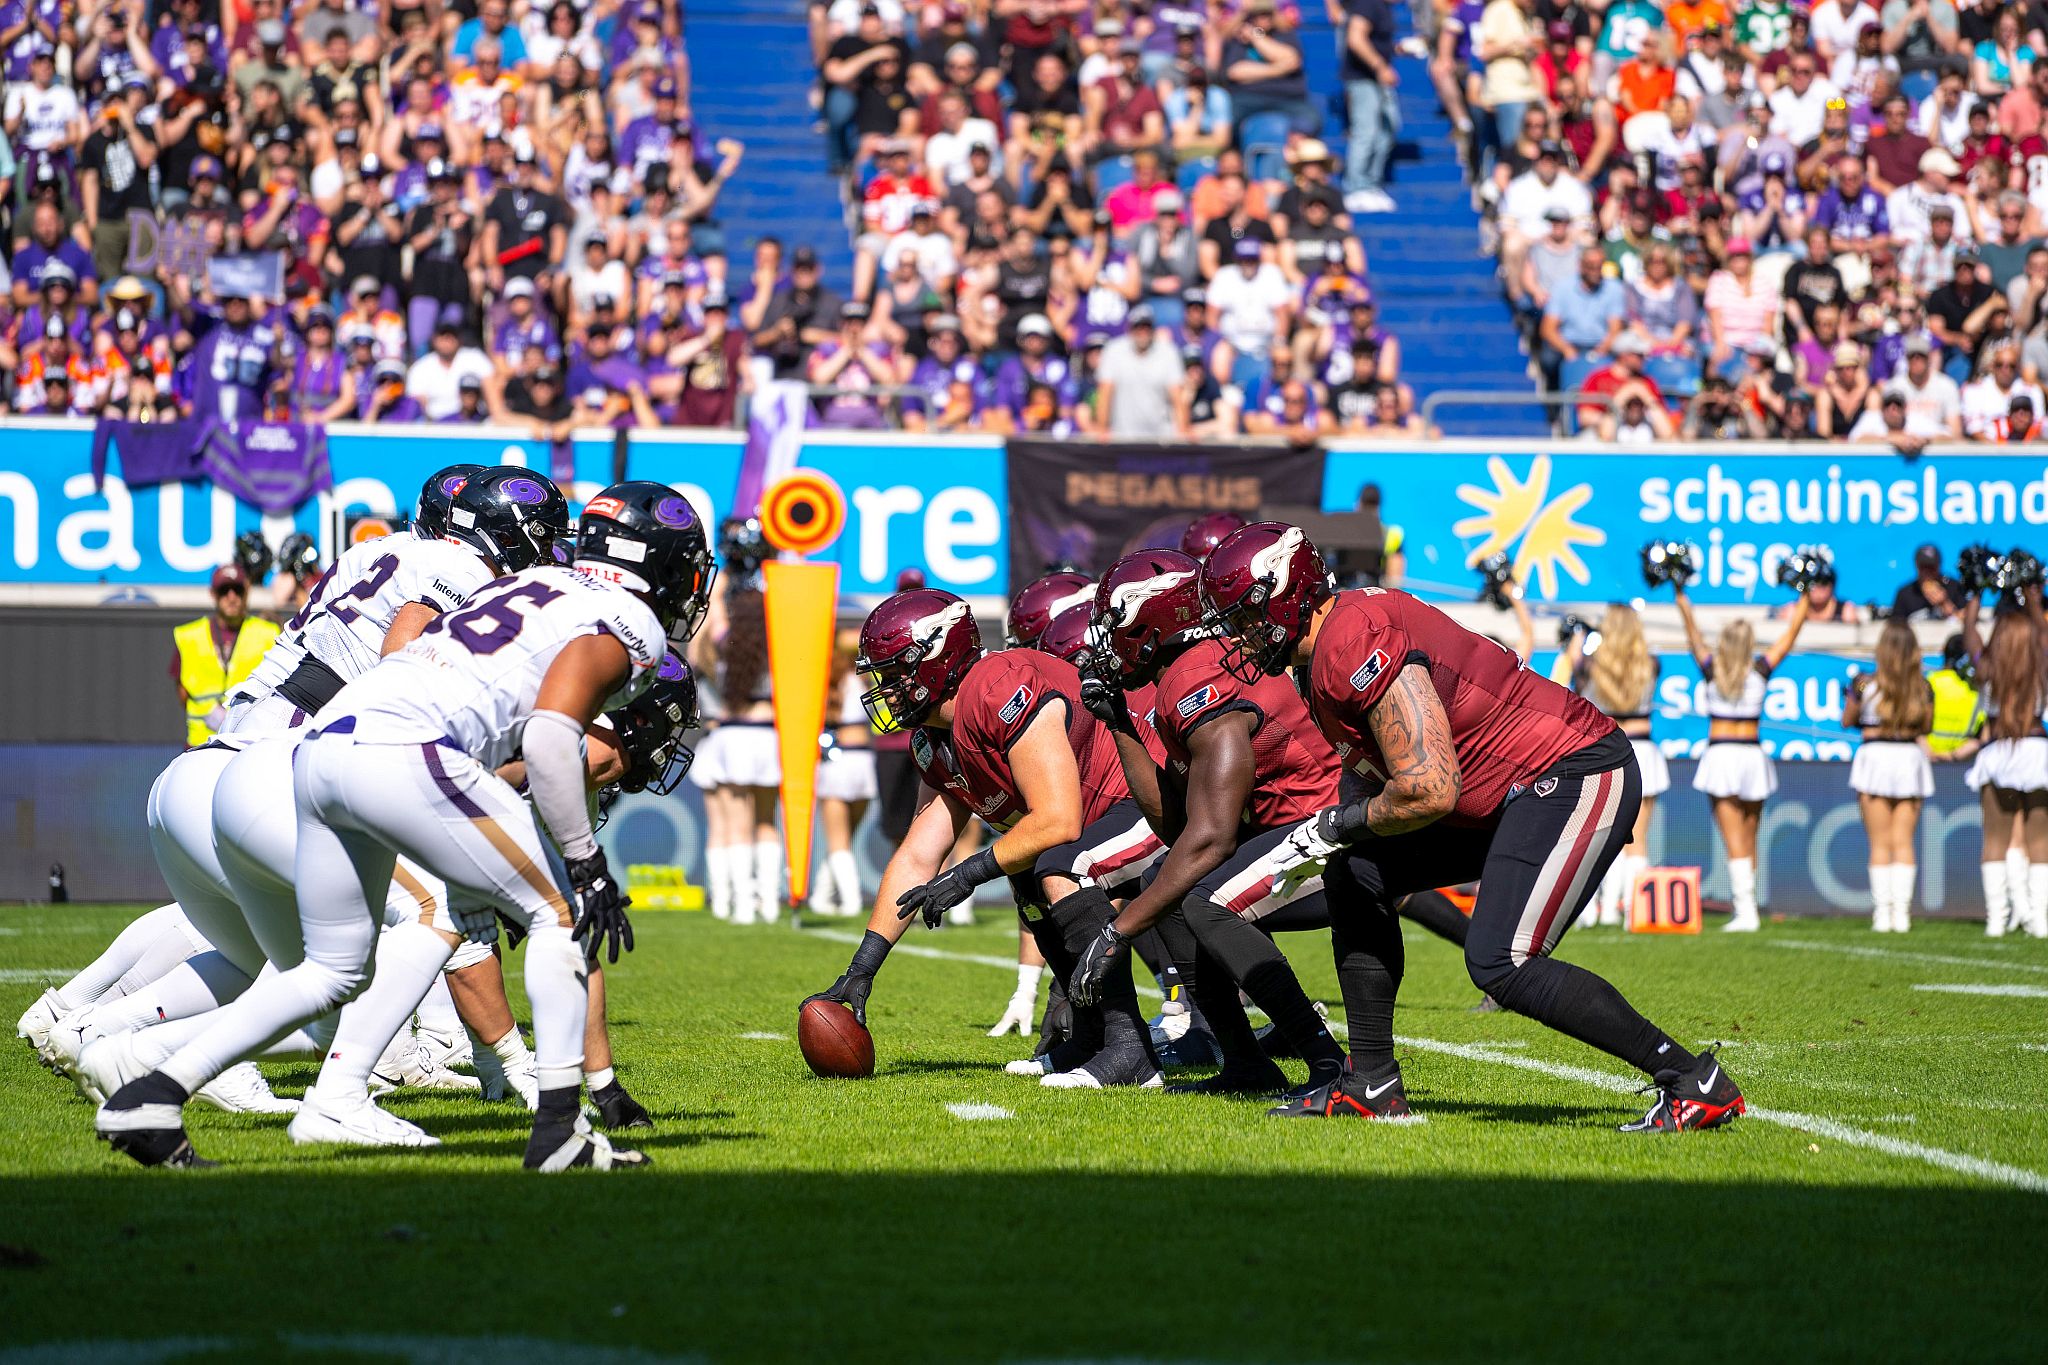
[1842,620,1936,933]
[813,629,879,918]
[1565,604,1664,928]
[1947,593,2048,937]
[689,568,784,924]
[1675,585,1812,931]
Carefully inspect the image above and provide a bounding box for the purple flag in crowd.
[91,417,332,515]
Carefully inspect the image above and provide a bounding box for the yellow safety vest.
[1928,668,1984,756]
[174,615,280,747]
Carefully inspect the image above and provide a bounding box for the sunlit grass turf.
[2,902,2045,1364]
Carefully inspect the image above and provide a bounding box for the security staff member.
[170,564,280,748]
[1928,633,1985,757]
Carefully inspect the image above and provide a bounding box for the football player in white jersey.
[96,482,715,1172]
[70,469,533,1074]
[28,465,508,1102]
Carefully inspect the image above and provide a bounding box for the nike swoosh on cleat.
[1361,1076,1401,1100]
[1695,1065,1721,1095]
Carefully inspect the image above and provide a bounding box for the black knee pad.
[1466,945,1514,995]
[1049,886,1115,956]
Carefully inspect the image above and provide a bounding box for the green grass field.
[2,902,2045,1364]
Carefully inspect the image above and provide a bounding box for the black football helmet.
[232,530,273,584]
[277,531,321,579]
[576,481,717,638]
[446,466,569,572]
[416,463,485,540]
[606,648,702,794]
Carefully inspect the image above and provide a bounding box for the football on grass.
[798,998,875,1079]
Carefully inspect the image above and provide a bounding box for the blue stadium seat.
[1239,112,1292,184]
[1095,156,1137,195]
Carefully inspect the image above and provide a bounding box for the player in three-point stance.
[1200,523,1745,1131]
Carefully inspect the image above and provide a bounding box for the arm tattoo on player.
[1364,665,1460,834]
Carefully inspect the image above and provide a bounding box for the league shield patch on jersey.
[1175,684,1219,718]
[1350,649,1391,691]
[911,730,933,769]
[998,684,1033,724]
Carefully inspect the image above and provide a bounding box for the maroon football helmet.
[1093,548,1206,681]
[1006,570,1095,647]
[855,589,983,732]
[1179,511,1248,563]
[1037,603,1095,665]
[1201,522,1332,681]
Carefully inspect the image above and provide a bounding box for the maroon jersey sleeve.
[1155,639,1340,830]
[953,650,1130,827]
[1308,590,1615,825]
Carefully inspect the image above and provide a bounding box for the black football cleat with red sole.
[1620,1048,1746,1133]
[1268,1061,1411,1119]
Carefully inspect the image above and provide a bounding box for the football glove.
[803,930,891,1026]
[1279,813,1345,867]
[1068,922,1131,1008]
[897,846,1002,930]
[988,964,1043,1037]
[1077,653,1133,733]
[566,850,633,965]
[451,901,500,946]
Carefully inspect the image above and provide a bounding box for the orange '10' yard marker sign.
[1629,867,1703,935]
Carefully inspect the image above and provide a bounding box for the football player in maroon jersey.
[1200,524,1745,1132]
[804,589,1169,1089]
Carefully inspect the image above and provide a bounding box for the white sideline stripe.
[1912,983,2048,998]
[1394,1036,2048,1196]
[0,1339,701,1365]
[2023,1043,2048,1053]
[1771,939,2048,976]
[807,930,2048,1196]
[738,1031,788,1041]
[0,968,78,983]
[946,1101,1014,1121]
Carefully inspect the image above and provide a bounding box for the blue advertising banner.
[776,434,1009,599]
[1322,440,2048,606]
[1529,649,1907,762]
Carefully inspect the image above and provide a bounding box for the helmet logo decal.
[911,598,973,652]
[653,496,696,528]
[657,650,687,681]
[1050,584,1094,617]
[500,476,550,506]
[1107,568,1196,625]
[1250,527,1306,595]
[584,495,627,520]
[439,474,468,494]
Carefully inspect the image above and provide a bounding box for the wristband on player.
[952,845,1004,889]
[1317,800,1373,847]
[849,928,893,978]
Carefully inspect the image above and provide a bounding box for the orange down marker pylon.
[759,472,848,905]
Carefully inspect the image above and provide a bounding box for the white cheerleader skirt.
[1692,742,1777,802]
[688,722,784,790]
[817,747,879,803]
[1631,737,1670,799]
[1965,735,2048,793]
[1850,740,1934,799]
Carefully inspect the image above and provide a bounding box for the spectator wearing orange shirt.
[1666,0,1733,46]
[1610,33,1680,128]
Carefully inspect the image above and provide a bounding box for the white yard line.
[1912,983,2048,998]
[945,1102,1014,1121]
[1771,939,2048,976]
[0,968,77,984]
[737,1031,788,1041]
[820,929,2048,1195]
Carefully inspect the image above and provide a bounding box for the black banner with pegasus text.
[1004,439,1325,588]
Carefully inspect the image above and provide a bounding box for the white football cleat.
[42,1005,104,1077]
[74,1030,149,1105]
[289,1090,440,1147]
[1040,1067,1165,1090]
[1004,1054,1051,1077]
[415,1025,473,1071]
[195,1061,300,1114]
[370,1036,482,1095]
[17,987,62,1062]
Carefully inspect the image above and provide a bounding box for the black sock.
[1188,949,1267,1070]
[125,1071,190,1107]
[1483,956,1695,1076]
[1051,888,1153,1056]
[1130,926,1181,995]
[537,1084,580,1122]
[1241,959,1345,1068]
[1331,906,1404,1078]
[1396,889,1469,947]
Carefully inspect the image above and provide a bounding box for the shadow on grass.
[4,1172,2040,1364]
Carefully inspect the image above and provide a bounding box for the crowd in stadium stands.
[0,0,755,428]
[1461,0,2048,440]
[806,0,1435,438]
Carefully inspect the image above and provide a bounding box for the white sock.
[1727,857,1758,925]
[1611,854,1646,925]
[1868,863,1888,930]
[2028,865,2048,935]
[1893,864,1915,930]
[1013,962,1043,1001]
[159,945,371,1096]
[829,848,863,917]
[92,951,253,1035]
[2005,847,2030,905]
[1983,860,2012,935]
[585,1064,615,1091]
[706,845,734,920]
[754,839,783,923]
[309,922,454,1106]
[727,841,755,924]
[57,904,192,1009]
[413,970,462,1041]
[523,927,589,1091]
[1582,861,1618,928]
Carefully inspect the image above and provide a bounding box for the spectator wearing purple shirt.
[12,203,99,309]
[989,313,1079,418]
[618,74,705,186]
[490,277,562,375]
[181,291,284,423]
[901,314,986,431]
[360,358,425,421]
[0,0,62,81]
[440,374,490,424]
[807,300,904,430]
[1810,155,1892,255]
